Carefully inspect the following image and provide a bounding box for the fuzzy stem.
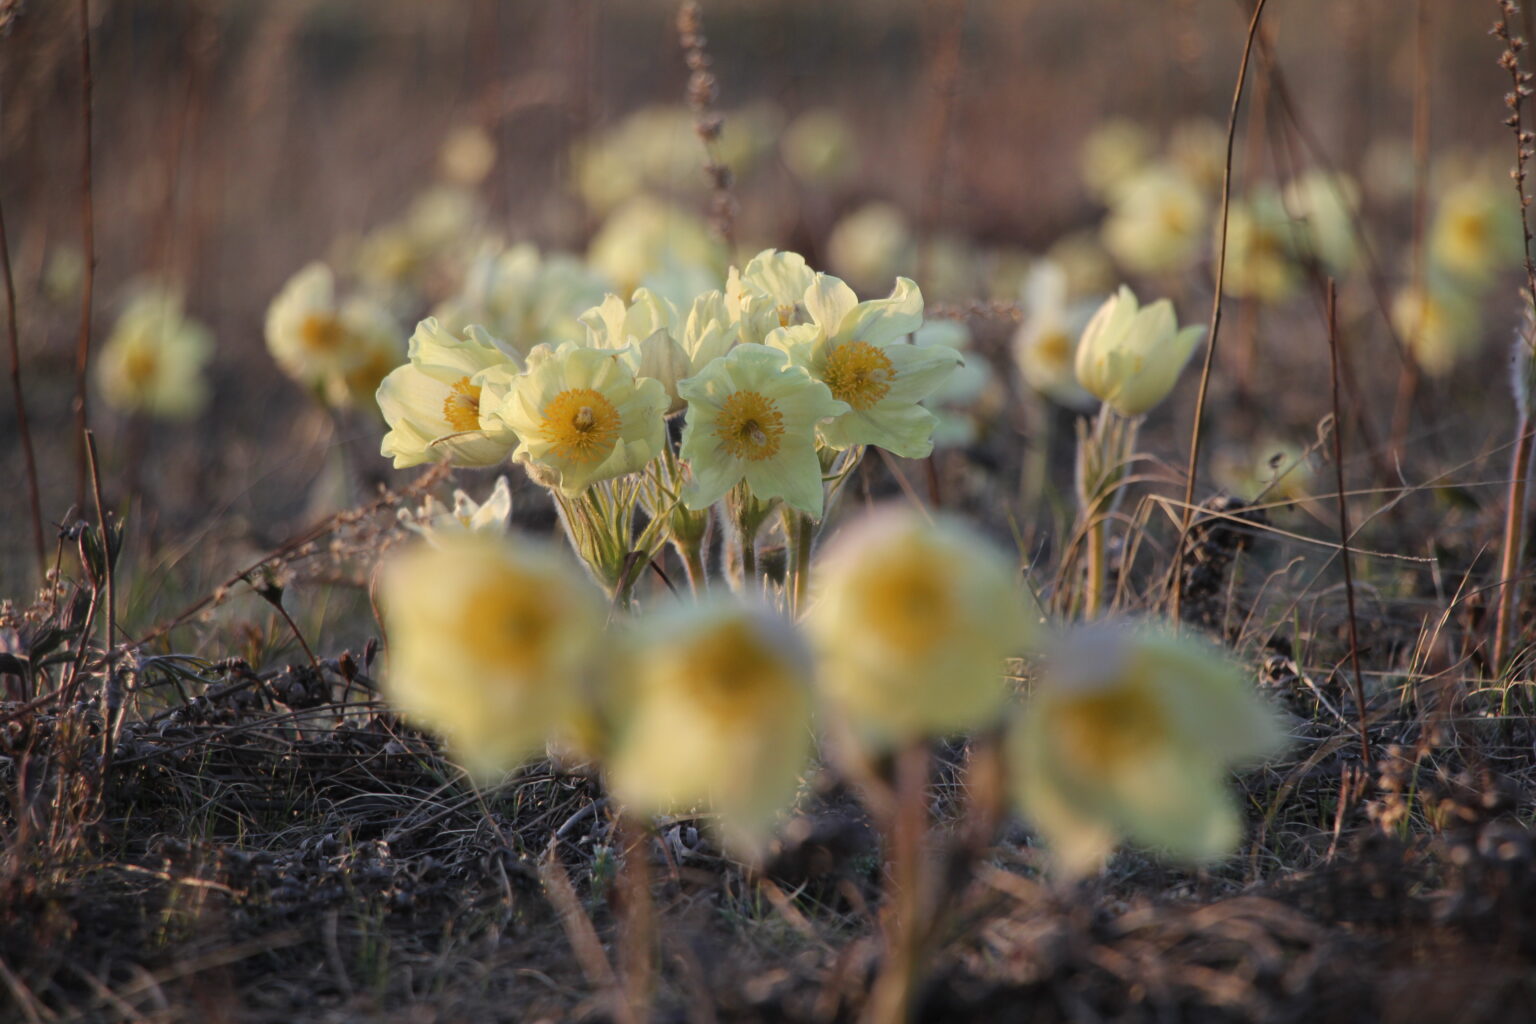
[677,538,708,595]
[1495,413,1536,679]
[864,742,931,1024]
[784,508,815,617]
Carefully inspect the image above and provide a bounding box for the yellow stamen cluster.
[442,376,482,432]
[299,312,348,352]
[715,390,785,461]
[539,387,622,464]
[823,341,894,411]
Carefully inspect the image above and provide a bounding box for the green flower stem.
[1084,513,1108,618]
[783,507,815,617]
[677,536,709,595]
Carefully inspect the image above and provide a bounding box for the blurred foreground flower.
[810,507,1036,747]
[606,596,814,854]
[377,318,520,468]
[1074,286,1204,417]
[678,343,847,517]
[1007,619,1285,877]
[96,287,212,420]
[380,533,606,781]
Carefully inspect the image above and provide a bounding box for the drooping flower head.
[1007,619,1286,877]
[605,595,815,854]
[677,343,848,517]
[769,273,960,458]
[1074,286,1204,418]
[487,341,668,497]
[379,532,607,781]
[96,286,213,420]
[809,507,1037,747]
[377,318,521,468]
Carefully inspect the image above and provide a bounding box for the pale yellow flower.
[1007,619,1285,877]
[1074,286,1204,417]
[1220,189,1300,303]
[380,532,607,781]
[587,196,724,302]
[677,343,848,517]
[400,476,513,545]
[1167,118,1226,191]
[768,274,959,458]
[826,202,915,295]
[1430,178,1523,284]
[913,319,996,449]
[265,262,405,406]
[434,242,608,356]
[96,287,212,420]
[1283,171,1360,277]
[781,107,860,187]
[1102,165,1209,276]
[809,507,1036,746]
[605,596,814,853]
[438,125,497,186]
[488,341,667,497]
[581,288,739,413]
[1391,281,1482,376]
[1012,261,1097,410]
[726,248,817,345]
[1081,119,1155,201]
[377,318,520,468]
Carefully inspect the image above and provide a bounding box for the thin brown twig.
[677,2,736,251]
[1170,0,1268,621]
[73,0,96,507]
[1492,0,1536,678]
[1326,280,1372,768]
[0,175,44,576]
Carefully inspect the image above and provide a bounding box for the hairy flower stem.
[864,742,932,1024]
[783,508,815,617]
[676,537,709,595]
[1085,515,1108,619]
[1494,413,1536,679]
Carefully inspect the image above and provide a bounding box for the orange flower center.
[442,376,482,432]
[299,313,348,352]
[540,387,622,463]
[715,390,784,461]
[824,341,894,411]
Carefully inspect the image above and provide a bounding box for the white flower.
[1074,286,1204,417]
[265,262,404,408]
[401,476,514,545]
[377,318,521,468]
[96,287,212,420]
[1102,166,1209,276]
[768,274,959,458]
[1012,261,1098,410]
